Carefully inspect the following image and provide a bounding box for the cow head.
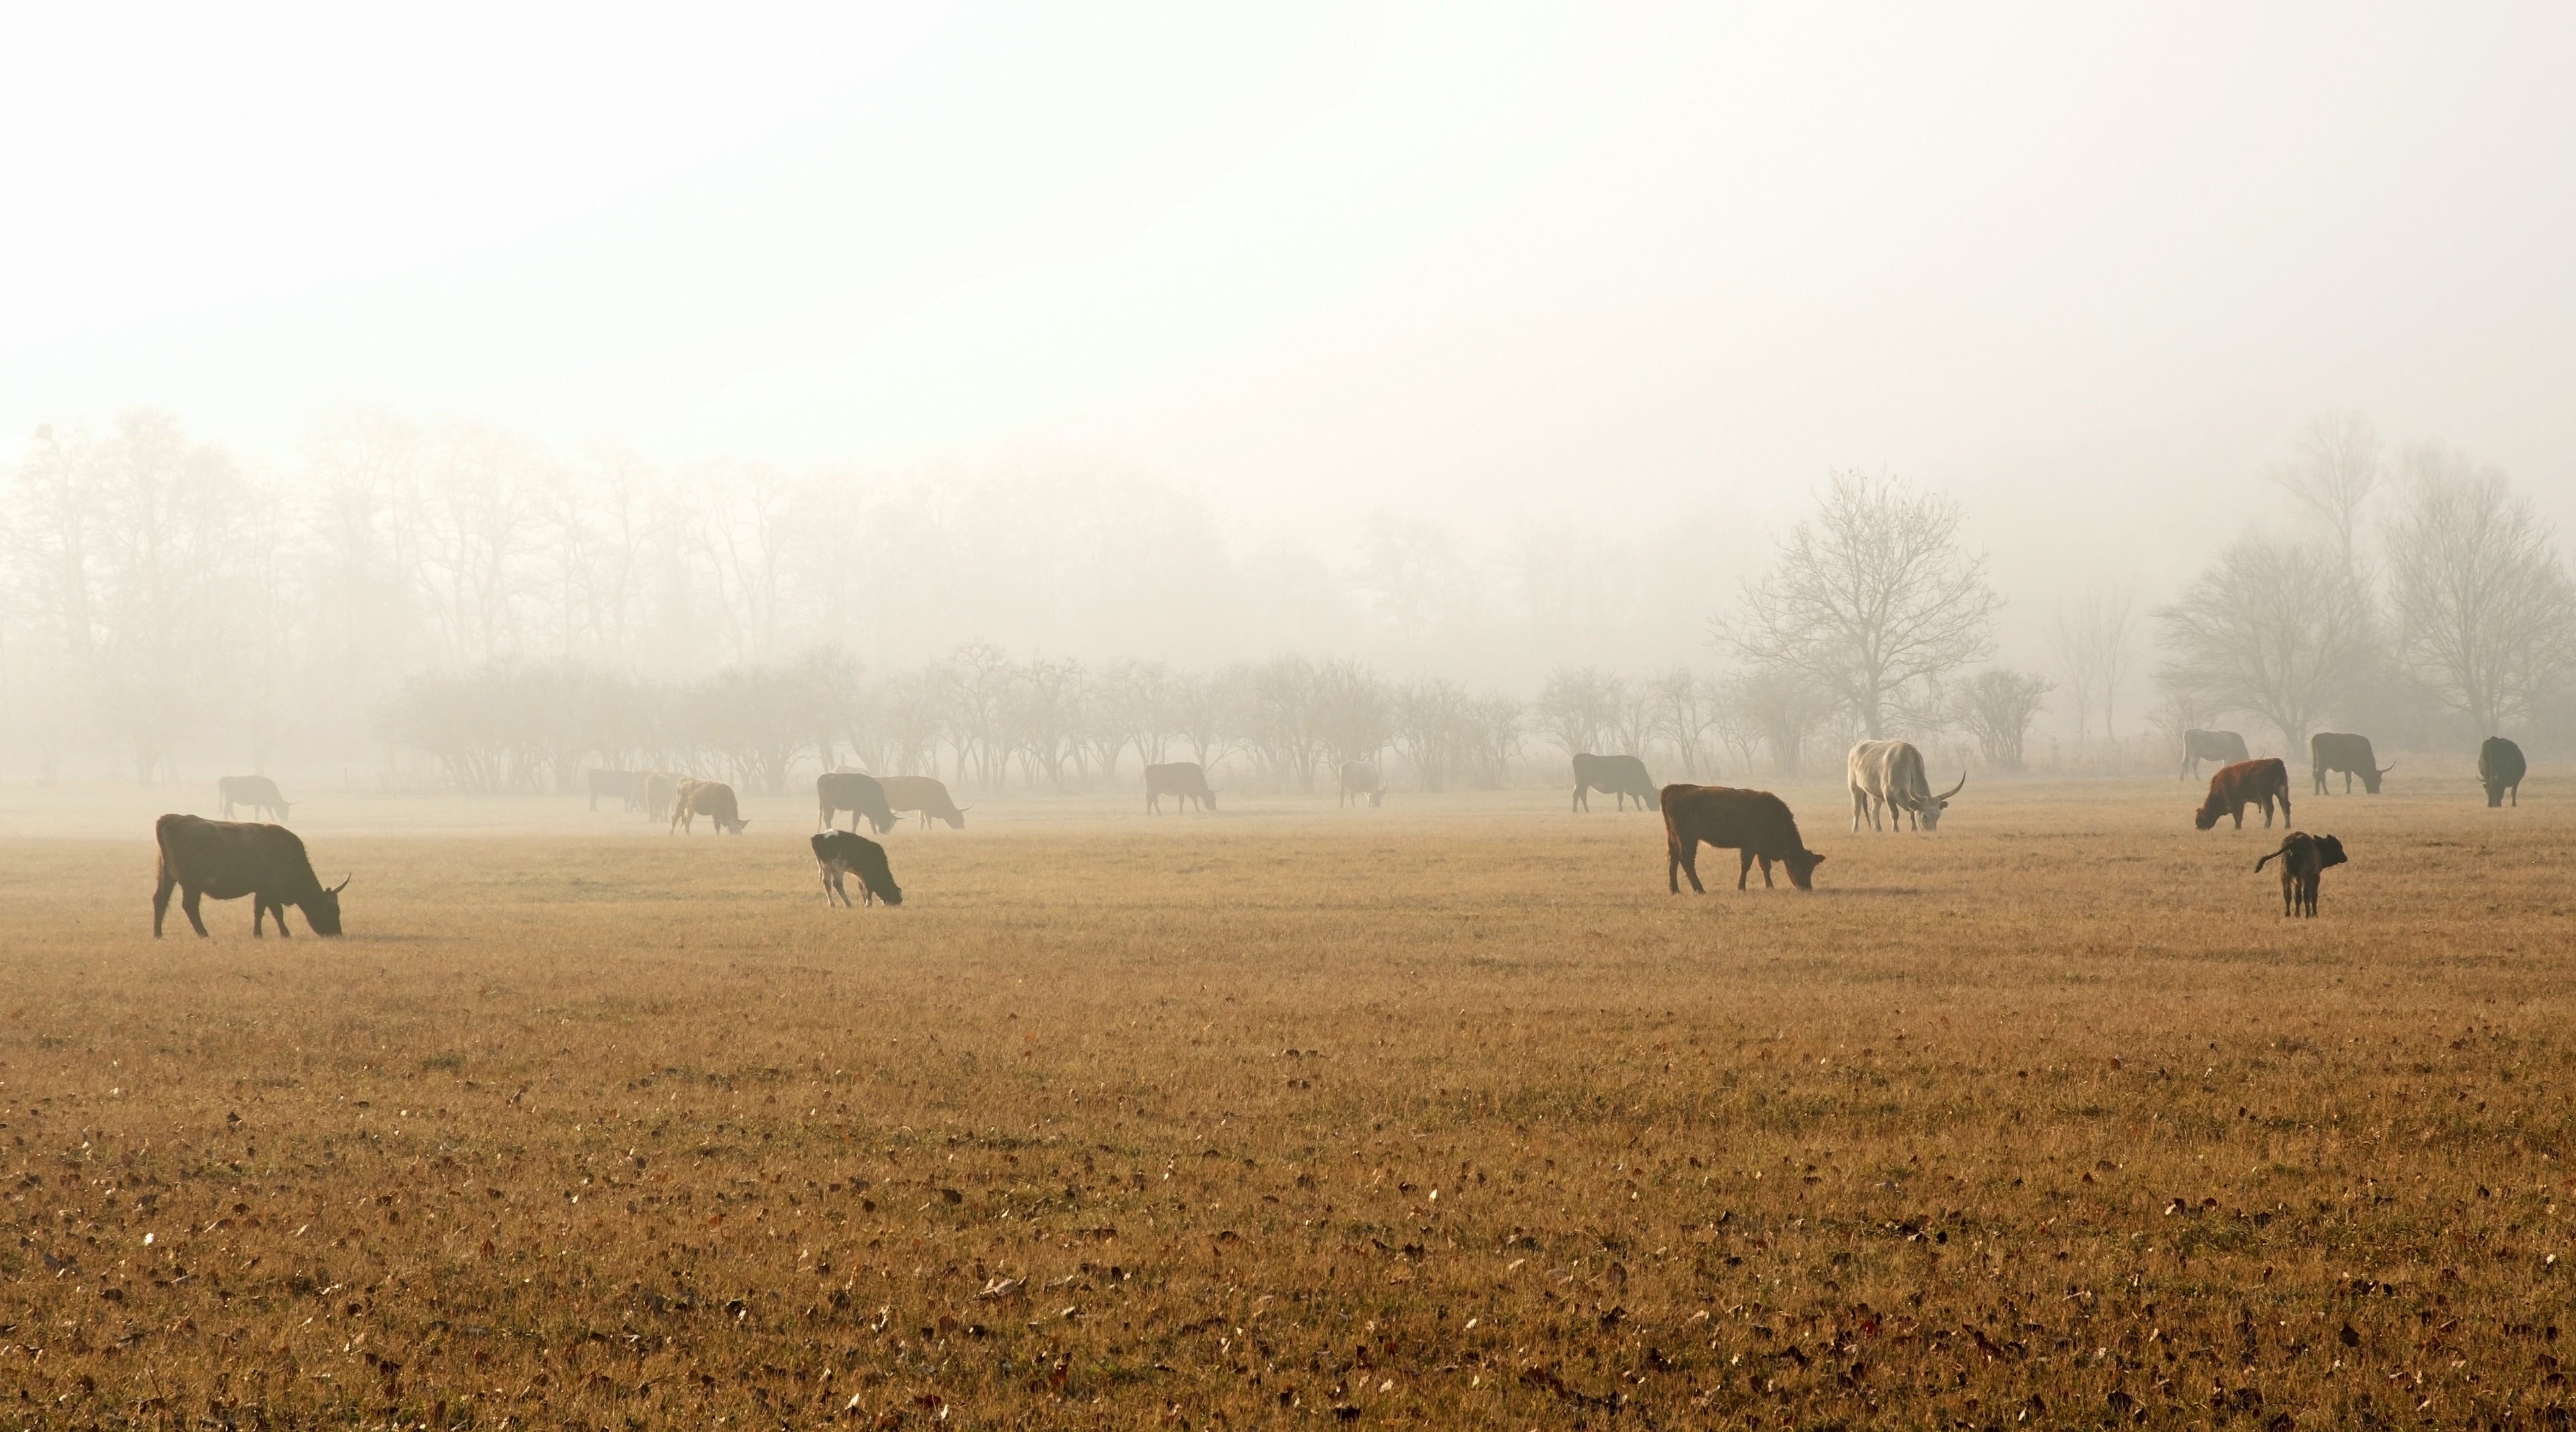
[1782,850,1826,890]
[722,817,750,835]
[1203,788,1219,811]
[941,807,968,830]
[1368,788,1383,808]
[1916,773,1967,830]
[305,875,350,936]
[2361,763,2393,794]
[2194,800,2223,831]
[2314,834,2349,870]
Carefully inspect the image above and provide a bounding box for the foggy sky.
[7,1,2575,663]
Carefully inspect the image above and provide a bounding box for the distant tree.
[2048,585,2139,746]
[1393,675,1471,791]
[1725,472,2000,737]
[1313,658,1395,771]
[2269,410,2383,583]
[1719,663,1836,777]
[1649,666,1718,778]
[1949,667,2051,772]
[1532,667,1620,757]
[2155,537,2376,749]
[2382,447,2576,736]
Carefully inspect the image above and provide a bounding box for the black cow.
[152,814,346,938]
[2478,736,2527,808]
[2310,732,2392,795]
[1572,753,1658,812]
[812,831,903,907]
[2178,728,2250,781]
[2255,832,2347,918]
[818,771,898,834]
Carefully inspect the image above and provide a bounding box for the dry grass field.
[3,772,2573,1429]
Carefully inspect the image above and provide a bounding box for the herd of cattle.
[144,731,2534,937]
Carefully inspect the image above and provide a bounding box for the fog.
[5,3,2575,793]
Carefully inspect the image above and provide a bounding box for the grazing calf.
[1661,783,1825,892]
[811,830,903,907]
[2195,758,2292,831]
[2255,832,2347,918]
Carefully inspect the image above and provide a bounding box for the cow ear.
[331,874,352,894]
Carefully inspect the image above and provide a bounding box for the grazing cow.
[2195,757,2293,830]
[217,774,290,822]
[1846,740,1966,833]
[585,767,642,812]
[2178,728,2251,781]
[1662,783,1825,891]
[645,771,678,823]
[879,775,967,830]
[2478,736,2528,808]
[1570,753,1658,812]
[1144,761,1218,814]
[1338,759,1385,808]
[152,813,347,938]
[818,771,898,834]
[2255,832,2347,918]
[2310,732,2392,794]
[669,779,749,835]
[811,830,903,907]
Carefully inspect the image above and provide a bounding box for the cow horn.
[1937,772,1967,802]
[2377,763,2396,775]
[331,874,352,894]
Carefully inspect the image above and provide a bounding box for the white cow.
[1847,740,1966,832]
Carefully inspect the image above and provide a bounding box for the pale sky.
[7,1,2573,624]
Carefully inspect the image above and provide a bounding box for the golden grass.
[2,775,2572,1428]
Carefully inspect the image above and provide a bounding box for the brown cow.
[1662,783,1826,892]
[152,813,346,938]
[2195,758,2293,831]
[669,778,749,835]
[2255,832,2347,918]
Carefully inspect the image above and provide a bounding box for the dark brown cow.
[812,830,903,907]
[2479,736,2527,808]
[2195,758,2293,831]
[1144,762,1217,814]
[217,774,290,822]
[1662,783,1826,892]
[669,778,749,835]
[152,814,346,938]
[2255,832,2347,918]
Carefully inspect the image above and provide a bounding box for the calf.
[812,830,903,907]
[2195,758,2292,831]
[2255,832,2347,918]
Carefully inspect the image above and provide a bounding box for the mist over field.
[5,2,2575,795]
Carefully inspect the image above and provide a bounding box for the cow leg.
[153,874,176,938]
[1758,854,1777,888]
[180,887,209,938]
[1571,785,1585,814]
[253,900,266,937]
[272,900,292,938]
[1735,848,1756,891]
[2279,871,2294,917]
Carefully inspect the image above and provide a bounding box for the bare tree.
[2382,447,2576,736]
[1532,667,1619,757]
[1649,666,1717,778]
[1949,667,2051,772]
[2155,537,2376,749]
[2047,584,2139,745]
[1725,472,2000,737]
[1719,663,1835,777]
[2269,410,2383,581]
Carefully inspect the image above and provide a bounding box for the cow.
[818,771,898,834]
[2195,757,2293,830]
[811,830,903,907]
[2179,728,2251,781]
[2255,832,2347,918]
[669,778,749,835]
[586,767,644,812]
[1846,740,1966,833]
[152,813,346,938]
[1338,759,1385,808]
[645,771,678,823]
[1662,783,1826,892]
[1144,762,1218,814]
[2310,732,2393,795]
[879,775,967,830]
[2479,736,2528,808]
[217,775,290,822]
[1570,753,1658,812]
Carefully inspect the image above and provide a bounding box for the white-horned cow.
[1847,740,1966,832]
